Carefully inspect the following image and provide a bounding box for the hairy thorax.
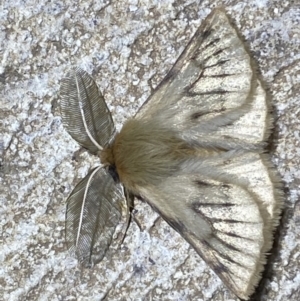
[99,118,195,191]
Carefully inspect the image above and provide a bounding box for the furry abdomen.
[100,118,192,191]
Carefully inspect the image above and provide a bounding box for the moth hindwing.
[59,8,283,300]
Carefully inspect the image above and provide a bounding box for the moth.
[59,9,283,300]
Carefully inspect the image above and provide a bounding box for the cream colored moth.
[59,9,283,300]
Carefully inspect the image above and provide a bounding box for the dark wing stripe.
[203,238,252,271]
[204,74,234,78]
[187,89,232,96]
[211,254,251,282]
[200,49,230,66]
[214,235,258,259]
[210,218,261,224]
[201,37,221,50]
[192,202,237,209]
[212,47,230,57]
[203,59,230,69]
[216,229,257,242]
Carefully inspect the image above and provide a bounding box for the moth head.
[99,147,115,167]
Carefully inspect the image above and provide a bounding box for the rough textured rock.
[1,0,299,300]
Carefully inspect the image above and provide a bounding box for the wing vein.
[75,72,103,151]
[75,166,102,247]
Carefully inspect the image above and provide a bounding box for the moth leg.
[131,211,144,232]
[117,188,134,244]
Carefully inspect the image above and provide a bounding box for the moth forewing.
[136,9,255,127]
[60,68,116,154]
[207,79,272,149]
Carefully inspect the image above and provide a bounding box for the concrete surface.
[1,0,300,300]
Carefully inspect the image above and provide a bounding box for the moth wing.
[198,80,272,148]
[136,9,269,148]
[60,68,115,154]
[65,166,126,267]
[137,151,282,300]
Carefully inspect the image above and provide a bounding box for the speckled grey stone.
[1,0,299,300]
